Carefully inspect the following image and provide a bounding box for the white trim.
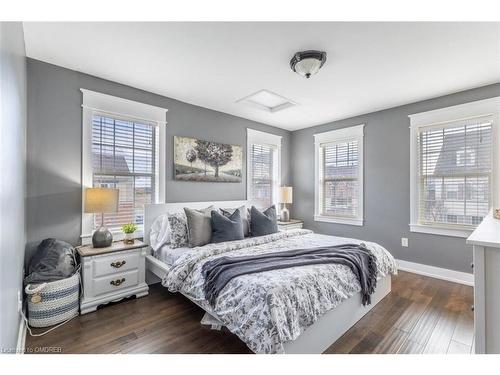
[16,310,27,354]
[80,89,168,124]
[314,124,364,226]
[81,89,167,243]
[246,128,282,208]
[408,96,500,128]
[246,128,282,146]
[314,215,363,226]
[158,122,166,204]
[314,124,364,144]
[397,259,474,286]
[409,96,500,237]
[409,223,473,238]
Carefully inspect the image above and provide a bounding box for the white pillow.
[149,213,170,251]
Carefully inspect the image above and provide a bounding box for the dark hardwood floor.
[26,271,474,354]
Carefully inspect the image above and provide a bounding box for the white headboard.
[144,200,248,245]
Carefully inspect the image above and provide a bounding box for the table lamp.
[279,186,293,222]
[84,188,119,248]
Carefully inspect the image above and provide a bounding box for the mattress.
[154,244,193,266]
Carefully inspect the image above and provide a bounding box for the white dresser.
[77,240,149,315]
[467,213,500,354]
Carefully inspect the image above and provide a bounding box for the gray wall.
[26,57,500,274]
[0,22,27,352]
[26,59,291,256]
[291,83,500,273]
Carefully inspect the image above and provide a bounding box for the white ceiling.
[23,22,500,131]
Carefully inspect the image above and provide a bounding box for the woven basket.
[25,267,80,328]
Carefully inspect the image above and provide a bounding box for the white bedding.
[163,229,397,353]
[154,245,193,266]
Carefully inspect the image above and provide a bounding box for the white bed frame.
[144,201,392,354]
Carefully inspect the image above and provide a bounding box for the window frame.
[409,96,500,238]
[81,89,167,244]
[314,124,365,226]
[246,128,282,209]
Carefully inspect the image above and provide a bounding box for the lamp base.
[280,206,290,222]
[92,226,113,248]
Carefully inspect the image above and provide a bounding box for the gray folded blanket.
[202,243,378,307]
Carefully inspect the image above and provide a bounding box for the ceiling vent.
[237,89,296,113]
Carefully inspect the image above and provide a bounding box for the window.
[81,89,167,243]
[92,114,157,231]
[418,119,492,228]
[314,125,364,226]
[247,129,281,209]
[410,97,499,238]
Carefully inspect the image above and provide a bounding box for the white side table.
[77,240,149,314]
[277,219,304,231]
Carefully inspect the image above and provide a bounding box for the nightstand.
[277,219,304,231]
[77,240,149,314]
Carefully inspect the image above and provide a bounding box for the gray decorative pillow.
[167,212,188,249]
[221,206,250,237]
[211,209,244,243]
[184,206,216,248]
[250,205,278,237]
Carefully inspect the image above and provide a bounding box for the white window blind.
[417,116,492,228]
[314,125,364,226]
[247,129,281,209]
[92,114,159,231]
[249,144,275,208]
[320,140,360,218]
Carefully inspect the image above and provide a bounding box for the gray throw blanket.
[24,238,77,284]
[202,243,378,307]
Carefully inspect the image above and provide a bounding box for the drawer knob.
[471,305,474,312]
[471,262,474,269]
[111,260,126,268]
[110,278,125,286]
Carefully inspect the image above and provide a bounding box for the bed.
[144,201,397,354]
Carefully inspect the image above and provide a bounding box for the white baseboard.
[16,310,27,354]
[396,259,474,286]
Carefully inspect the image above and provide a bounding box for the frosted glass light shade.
[290,50,327,79]
[279,186,293,204]
[294,58,322,78]
[84,188,119,213]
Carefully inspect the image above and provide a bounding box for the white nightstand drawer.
[78,241,149,315]
[92,270,139,297]
[92,252,140,278]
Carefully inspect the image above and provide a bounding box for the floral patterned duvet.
[163,229,397,353]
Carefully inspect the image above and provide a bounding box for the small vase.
[124,233,135,245]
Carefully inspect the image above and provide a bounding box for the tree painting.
[185,149,197,173]
[174,136,242,182]
[200,142,233,178]
[194,140,210,175]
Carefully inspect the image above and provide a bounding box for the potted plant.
[121,223,138,245]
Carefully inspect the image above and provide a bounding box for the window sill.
[409,223,473,238]
[314,215,364,226]
[81,230,144,245]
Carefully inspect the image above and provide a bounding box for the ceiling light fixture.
[290,50,327,79]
